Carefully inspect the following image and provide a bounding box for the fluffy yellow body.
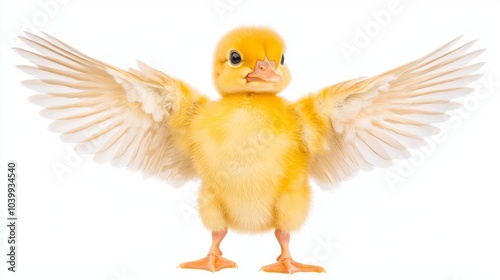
[17,26,480,274]
[188,93,311,233]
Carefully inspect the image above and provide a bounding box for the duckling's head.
[213,26,290,96]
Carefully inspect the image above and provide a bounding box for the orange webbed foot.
[178,229,237,272]
[260,257,325,274]
[178,253,237,272]
[260,229,326,274]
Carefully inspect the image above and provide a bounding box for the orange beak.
[245,58,283,83]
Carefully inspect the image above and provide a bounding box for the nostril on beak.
[246,58,282,83]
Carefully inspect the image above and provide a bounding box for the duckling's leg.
[178,228,237,272]
[260,229,325,274]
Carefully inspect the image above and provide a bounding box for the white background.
[1,1,500,280]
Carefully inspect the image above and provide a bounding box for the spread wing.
[14,32,208,186]
[294,36,485,189]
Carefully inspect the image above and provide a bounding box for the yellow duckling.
[16,27,483,273]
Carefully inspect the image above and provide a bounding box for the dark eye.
[229,50,242,66]
[280,54,285,65]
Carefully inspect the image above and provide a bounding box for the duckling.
[15,27,483,274]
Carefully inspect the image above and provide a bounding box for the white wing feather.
[297,36,485,189]
[15,32,207,185]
